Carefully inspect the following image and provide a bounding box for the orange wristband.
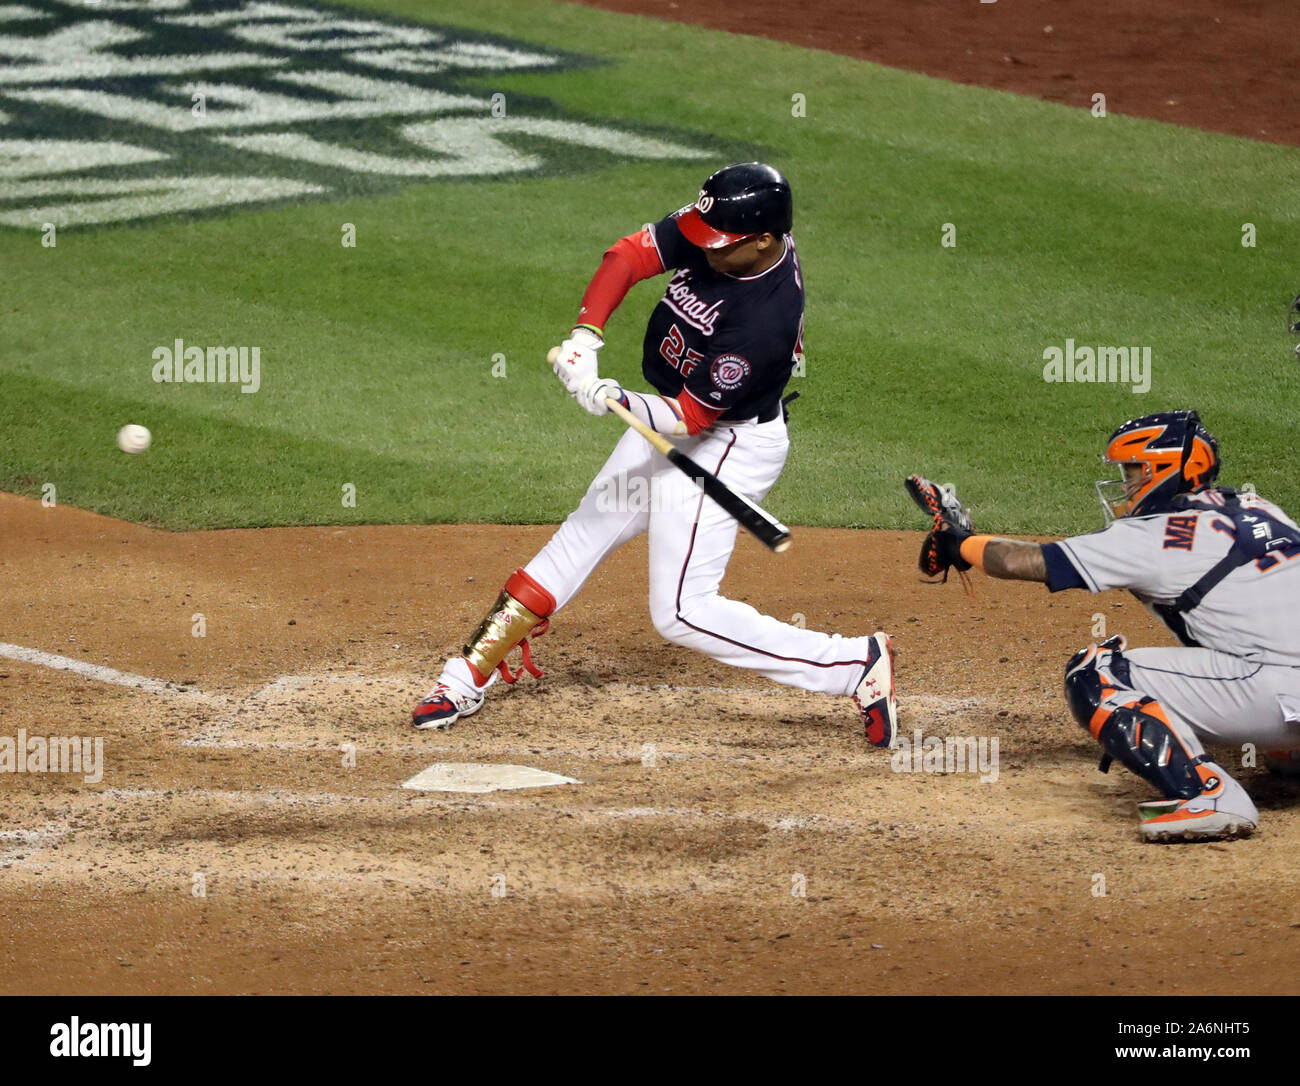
[960,535,993,570]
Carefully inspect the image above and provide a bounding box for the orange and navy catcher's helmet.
[1096,410,1220,522]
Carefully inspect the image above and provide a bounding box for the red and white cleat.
[853,632,898,749]
[412,682,484,731]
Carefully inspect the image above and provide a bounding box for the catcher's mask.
[1096,410,1219,524]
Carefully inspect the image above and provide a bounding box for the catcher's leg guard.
[462,568,556,686]
[1064,637,1210,800]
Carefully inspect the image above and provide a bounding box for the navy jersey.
[642,207,804,423]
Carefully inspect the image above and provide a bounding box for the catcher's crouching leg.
[1064,637,1205,799]
[412,568,556,730]
[1062,637,1257,841]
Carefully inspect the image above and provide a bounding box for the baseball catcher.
[411,163,896,746]
[908,410,1300,842]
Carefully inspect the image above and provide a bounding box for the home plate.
[402,763,581,794]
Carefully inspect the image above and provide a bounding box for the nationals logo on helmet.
[710,354,750,391]
[696,190,715,214]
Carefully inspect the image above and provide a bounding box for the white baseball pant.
[1124,646,1300,753]
[512,414,876,697]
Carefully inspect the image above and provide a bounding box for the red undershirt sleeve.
[573,226,720,436]
[576,228,665,332]
[677,388,725,435]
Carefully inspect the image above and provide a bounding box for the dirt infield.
[573,0,1300,147]
[2,492,1297,994]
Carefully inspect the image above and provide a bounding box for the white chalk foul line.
[0,642,220,702]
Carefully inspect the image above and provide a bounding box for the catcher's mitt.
[904,474,974,585]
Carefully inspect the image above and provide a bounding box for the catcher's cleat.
[412,682,484,731]
[853,632,898,748]
[1138,764,1258,843]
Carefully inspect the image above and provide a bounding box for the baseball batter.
[412,163,896,743]
[910,410,1300,841]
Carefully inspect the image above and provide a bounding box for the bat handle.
[604,396,675,457]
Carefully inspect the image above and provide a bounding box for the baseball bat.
[547,348,791,553]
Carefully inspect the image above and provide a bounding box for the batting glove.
[552,325,603,395]
[573,373,624,416]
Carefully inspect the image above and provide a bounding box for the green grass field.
[2,0,1297,534]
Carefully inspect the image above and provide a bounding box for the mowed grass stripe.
[0,371,587,526]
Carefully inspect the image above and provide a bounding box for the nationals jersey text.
[642,207,804,422]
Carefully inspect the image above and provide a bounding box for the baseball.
[117,424,151,455]
[547,346,560,365]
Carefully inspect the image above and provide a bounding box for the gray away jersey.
[1049,492,1300,666]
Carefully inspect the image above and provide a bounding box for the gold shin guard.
[462,568,556,685]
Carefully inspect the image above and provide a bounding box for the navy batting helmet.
[676,162,793,250]
[1096,410,1220,522]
